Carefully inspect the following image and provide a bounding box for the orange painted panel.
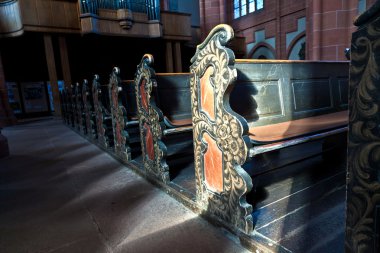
[200,67,215,121]
[144,123,154,160]
[140,79,148,111]
[203,132,223,193]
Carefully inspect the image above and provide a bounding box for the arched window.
[251,46,275,59]
[288,36,306,60]
[234,0,264,19]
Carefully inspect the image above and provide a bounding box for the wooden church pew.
[92,75,114,150]
[73,83,87,135]
[190,24,349,235]
[135,54,193,183]
[82,79,97,140]
[64,86,75,128]
[107,67,141,162]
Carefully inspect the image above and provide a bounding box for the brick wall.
[199,0,227,38]
[200,0,376,60]
[306,0,359,60]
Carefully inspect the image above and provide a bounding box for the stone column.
[0,51,16,127]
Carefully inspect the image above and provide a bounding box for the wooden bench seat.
[135,55,193,183]
[248,110,347,143]
[190,24,349,235]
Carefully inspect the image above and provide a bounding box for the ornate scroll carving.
[345,14,380,253]
[109,67,131,162]
[135,54,169,183]
[92,75,113,149]
[190,24,253,234]
[65,86,74,128]
[82,79,97,140]
[74,82,86,135]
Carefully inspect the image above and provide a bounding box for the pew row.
[135,55,193,183]
[190,24,349,234]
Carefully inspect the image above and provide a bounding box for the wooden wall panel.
[161,11,192,40]
[20,0,37,25]
[19,0,80,33]
[35,0,52,25]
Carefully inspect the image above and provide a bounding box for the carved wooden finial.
[113,67,120,75]
[191,24,234,64]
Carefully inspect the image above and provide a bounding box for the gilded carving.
[190,24,253,234]
[346,15,380,253]
[135,54,169,183]
[109,67,131,162]
[82,79,97,140]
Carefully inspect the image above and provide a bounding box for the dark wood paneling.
[155,74,192,122]
[234,61,349,127]
[292,79,332,112]
[19,0,80,33]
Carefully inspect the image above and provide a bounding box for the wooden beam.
[173,41,182,72]
[43,34,61,116]
[58,36,71,88]
[165,41,174,72]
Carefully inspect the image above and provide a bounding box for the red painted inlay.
[200,67,215,121]
[203,132,223,193]
[144,123,154,160]
[140,79,148,111]
[112,86,118,109]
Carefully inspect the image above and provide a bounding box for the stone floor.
[0,118,250,253]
